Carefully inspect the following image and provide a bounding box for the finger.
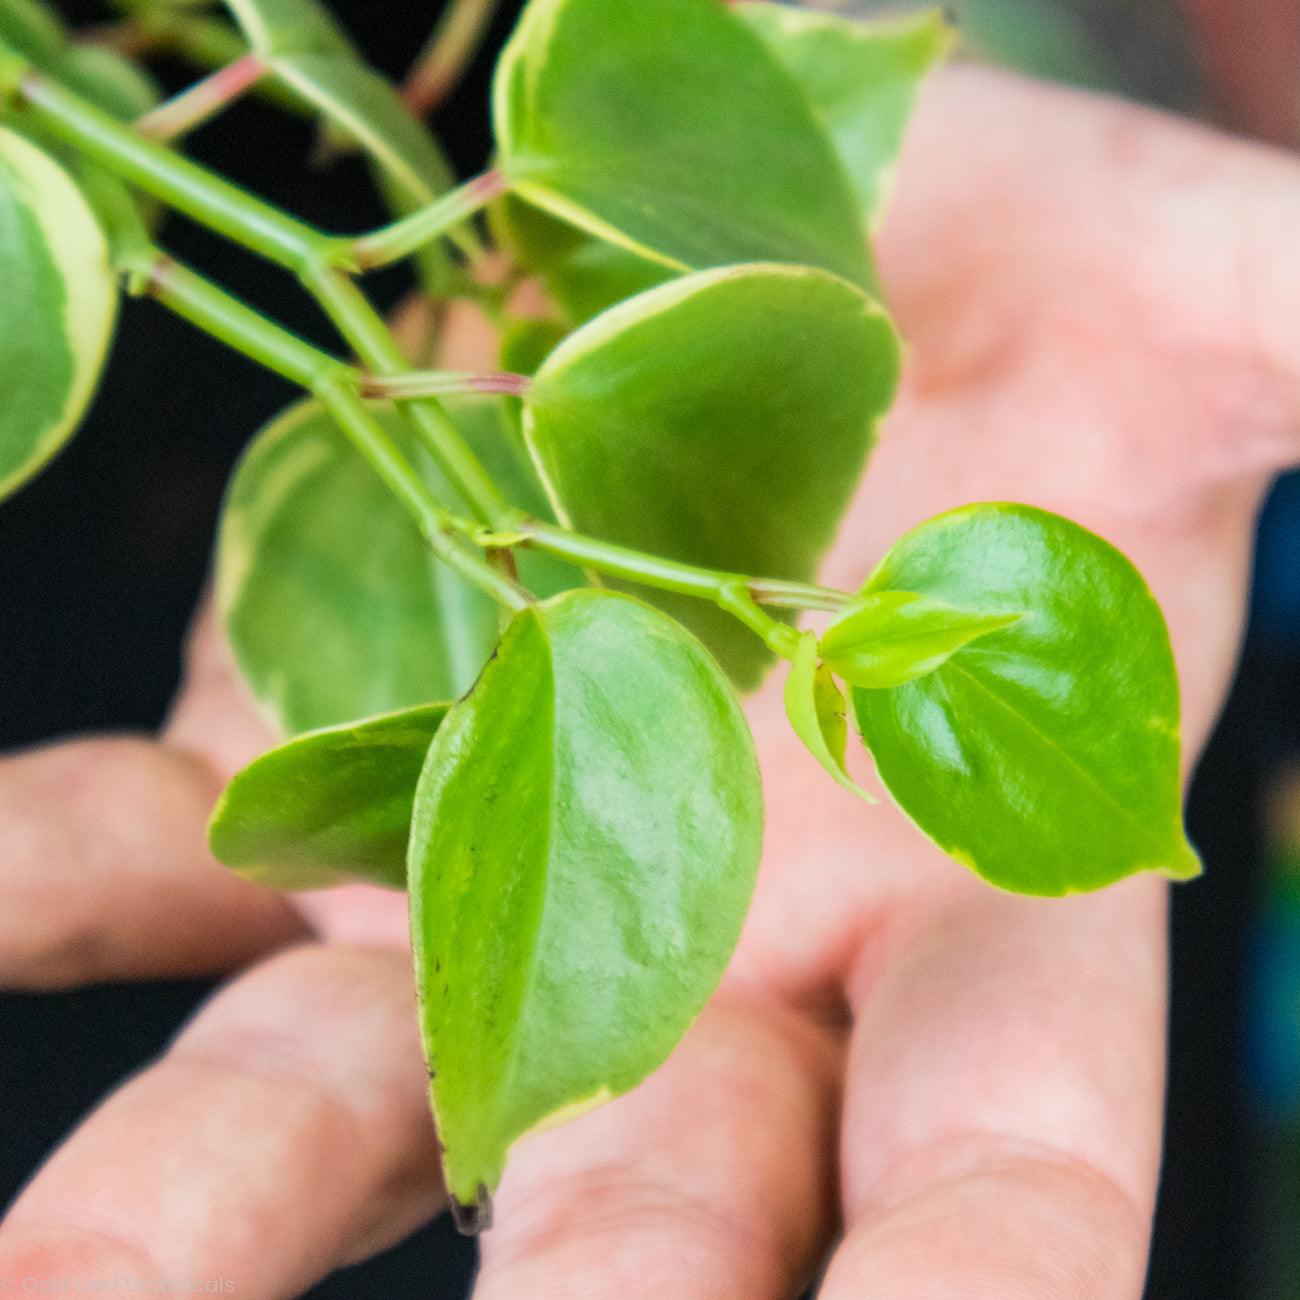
[822,873,1167,1298]
[474,994,842,1300]
[0,735,304,990]
[0,944,445,1293]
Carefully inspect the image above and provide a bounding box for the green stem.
[3,38,845,653]
[11,65,346,273]
[748,580,851,613]
[350,170,507,270]
[113,245,524,613]
[359,369,529,399]
[122,250,836,648]
[1,50,513,529]
[121,246,347,391]
[301,265,512,527]
[508,519,817,659]
[0,53,513,532]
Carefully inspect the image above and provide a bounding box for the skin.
[1,64,1299,1297]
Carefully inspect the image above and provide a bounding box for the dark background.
[0,2,1282,1295]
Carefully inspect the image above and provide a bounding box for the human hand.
[2,65,1298,1297]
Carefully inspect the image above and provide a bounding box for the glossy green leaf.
[494,0,872,286]
[850,504,1201,896]
[218,394,579,736]
[785,632,873,803]
[409,589,763,1219]
[739,3,952,228]
[0,128,117,501]
[224,0,455,215]
[208,702,447,891]
[821,590,1022,689]
[525,264,901,689]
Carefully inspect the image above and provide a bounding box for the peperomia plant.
[0,0,1201,1230]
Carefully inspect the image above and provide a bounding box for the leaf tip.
[1159,842,1203,884]
[451,1184,494,1236]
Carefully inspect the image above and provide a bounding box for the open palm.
[2,66,1298,1297]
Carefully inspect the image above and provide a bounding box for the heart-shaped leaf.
[739,3,952,228]
[525,265,901,689]
[218,394,580,736]
[785,632,873,804]
[209,702,447,891]
[494,0,871,286]
[850,504,1201,896]
[821,590,1022,689]
[0,128,117,501]
[409,589,763,1222]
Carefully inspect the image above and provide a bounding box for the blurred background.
[0,0,1295,1294]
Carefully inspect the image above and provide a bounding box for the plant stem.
[121,247,347,391]
[748,580,851,613]
[403,0,502,116]
[350,170,507,270]
[359,369,530,399]
[0,55,515,531]
[120,249,842,646]
[301,265,512,527]
[3,41,848,653]
[112,246,525,612]
[508,519,818,658]
[11,65,344,273]
[135,53,267,141]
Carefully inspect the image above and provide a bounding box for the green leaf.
[494,0,872,287]
[0,128,117,501]
[821,590,1022,689]
[409,589,763,1219]
[218,394,580,736]
[739,3,952,228]
[525,264,901,689]
[208,702,447,891]
[849,504,1201,896]
[785,632,874,804]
